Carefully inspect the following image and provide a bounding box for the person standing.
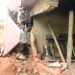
[20,26,29,58]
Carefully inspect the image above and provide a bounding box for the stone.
[22,74,28,75]
[48,61,61,68]
[16,53,26,60]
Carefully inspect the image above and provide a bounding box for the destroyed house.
[8,0,75,63]
[29,0,75,63]
[0,0,75,75]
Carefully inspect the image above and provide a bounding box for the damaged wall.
[33,12,75,51]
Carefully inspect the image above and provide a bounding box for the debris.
[48,61,61,68]
[22,74,28,75]
[30,30,61,75]
[16,53,26,60]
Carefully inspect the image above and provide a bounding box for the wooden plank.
[67,11,74,67]
[48,25,65,63]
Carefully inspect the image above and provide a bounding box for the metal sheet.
[3,16,21,56]
[0,0,21,56]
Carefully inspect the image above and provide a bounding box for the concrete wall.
[33,13,75,51]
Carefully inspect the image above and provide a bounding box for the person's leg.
[20,43,24,52]
[23,43,29,58]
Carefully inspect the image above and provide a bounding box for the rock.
[23,61,27,64]
[22,74,28,75]
[16,53,22,57]
[16,53,26,60]
[48,61,61,68]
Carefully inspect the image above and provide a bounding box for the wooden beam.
[48,25,65,63]
[67,11,74,67]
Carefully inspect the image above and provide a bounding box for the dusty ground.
[14,54,75,75]
[0,53,74,75]
[16,56,51,75]
[5,48,75,75]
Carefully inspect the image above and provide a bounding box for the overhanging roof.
[30,0,59,16]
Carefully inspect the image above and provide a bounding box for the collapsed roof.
[21,0,38,9]
[30,0,59,16]
[21,0,59,16]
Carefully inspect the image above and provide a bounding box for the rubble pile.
[15,56,50,75]
[16,57,75,75]
[0,30,75,75]
[0,53,75,75]
[15,54,61,75]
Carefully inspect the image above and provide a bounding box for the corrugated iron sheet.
[3,16,21,56]
[0,0,21,56]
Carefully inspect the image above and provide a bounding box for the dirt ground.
[0,50,75,75]
[0,54,75,75]
[15,55,75,75]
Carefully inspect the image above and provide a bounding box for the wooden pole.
[48,25,65,63]
[67,11,74,67]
